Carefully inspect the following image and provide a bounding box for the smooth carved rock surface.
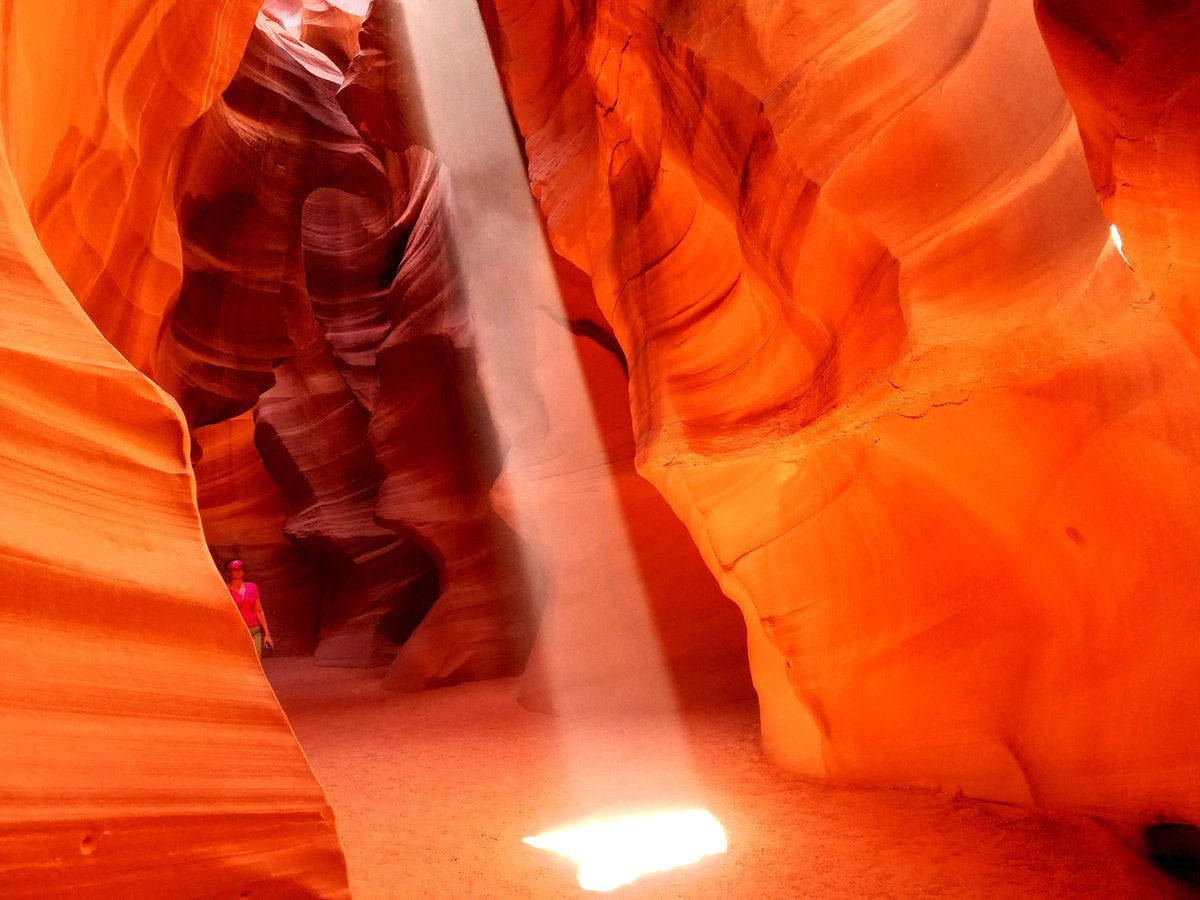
[483,0,1200,819]
[176,8,537,684]
[254,257,430,668]
[176,14,425,668]
[323,5,538,686]
[18,2,260,374]
[390,0,757,713]
[1036,2,1200,356]
[164,14,385,430]
[347,158,534,691]
[0,1,348,894]
[515,253,756,713]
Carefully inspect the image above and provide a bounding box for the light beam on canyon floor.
[523,809,728,892]
[391,0,723,890]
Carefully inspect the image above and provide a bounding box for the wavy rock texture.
[262,0,370,71]
[184,0,745,695]
[337,151,536,690]
[483,0,1200,819]
[163,14,385,429]
[173,9,538,684]
[1036,2,1200,353]
[253,261,431,668]
[0,1,348,893]
[264,0,368,70]
[169,14,425,669]
[305,2,369,71]
[15,2,257,372]
[388,0,757,712]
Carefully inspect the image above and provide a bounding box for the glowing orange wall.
[0,3,348,892]
[482,0,1200,820]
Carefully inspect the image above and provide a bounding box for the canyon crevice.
[3,0,1200,892]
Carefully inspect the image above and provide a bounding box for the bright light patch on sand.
[1110,223,1132,267]
[523,809,728,892]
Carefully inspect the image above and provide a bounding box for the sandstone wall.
[482,0,1200,820]
[0,2,348,893]
[179,0,751,700]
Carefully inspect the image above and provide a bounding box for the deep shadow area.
[1146,822,1200,889]
[377,557,440,646]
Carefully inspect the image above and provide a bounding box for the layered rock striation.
[188,10,537,682]
[9,4,1196,885]
[392,0,757,713]
[0,1,348,893]
[482,0,1200,820]
[166,0,746,697]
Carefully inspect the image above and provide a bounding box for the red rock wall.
[515,253,756,713]
[13,2,256,372]
[161,13,385,430]
[483,0,1200,820]
[1036,2,1200,356]
[180,0,746,699]
[0,1,348,893]
[174,14,431,669]
[173,8,538,684]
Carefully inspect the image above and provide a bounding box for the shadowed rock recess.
[2,0,1200,892]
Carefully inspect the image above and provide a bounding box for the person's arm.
[253,591,273,650]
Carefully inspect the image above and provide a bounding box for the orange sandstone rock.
[483,0,1200,819]
[394,0,757,713]
[1037,1,1200,354]
[14,2,260,373]
[0,1,348,893]
[515,252,756,713]
[162,14,385,429]
[175,11,537,681]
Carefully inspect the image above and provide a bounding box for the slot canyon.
[2,0,1199,895]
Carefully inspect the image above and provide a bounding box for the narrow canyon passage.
[5,0,1200,895]
[268,659,1184,897]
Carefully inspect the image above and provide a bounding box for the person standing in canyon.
[225,559,274,658]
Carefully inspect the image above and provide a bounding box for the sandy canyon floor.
[267,658,1184,898]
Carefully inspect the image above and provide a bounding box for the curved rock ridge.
[1036,2,1200,355]
[301,1,368,72]
[331,151,536,690]
[337,0,431,151]
[514,252,756,713]
[162,14,387,430]
[14,1,262,373]
[262,0,367,72]
[253,263,433,668]
[322,10,541,686]
[168,8,538,684]
[483,0,1200,818]
[0,1,348,893]
[164,14,425,669]
[371,0,757,710]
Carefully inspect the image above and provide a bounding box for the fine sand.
[267,658,1183,898]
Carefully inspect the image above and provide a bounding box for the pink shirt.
[231,582,260,627]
